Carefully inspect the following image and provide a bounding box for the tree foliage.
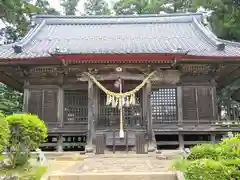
[35,0,60,15]
[112,0,240,42]
[0,84,23,115]
[84,0,111,15]
[61,0,80,15]
[0,113,10,153]
[199,0,240,41]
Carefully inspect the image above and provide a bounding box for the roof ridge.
[36,13,202,26]
[35,13,203,20]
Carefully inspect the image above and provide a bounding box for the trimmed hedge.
[173,134,240,180]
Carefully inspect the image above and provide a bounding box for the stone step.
[48,172,183,180]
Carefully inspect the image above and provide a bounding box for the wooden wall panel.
[182,87,197,120]
[182,86,215,122]
[28,90,43,119]
[197,87,214,120]
[28,88,58,122]
[43,89,58,122]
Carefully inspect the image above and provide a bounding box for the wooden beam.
[78,70,181,84]
[0,72,22,90]
[78,72,146,81]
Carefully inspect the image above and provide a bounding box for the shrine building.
[0,13,240,153]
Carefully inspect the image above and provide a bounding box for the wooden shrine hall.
[0,13,240,153]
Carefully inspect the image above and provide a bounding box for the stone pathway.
[43,151,183,180]
[41,160,79,180]
[63,156,172,173]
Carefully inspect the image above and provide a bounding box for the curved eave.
[0,56,60,65]
[0,53,185,65]
[0,53,240,65]
[181,55,240,64]
[53,53,186,63]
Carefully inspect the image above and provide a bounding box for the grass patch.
[0,165,47,180]
[0,154,6,161]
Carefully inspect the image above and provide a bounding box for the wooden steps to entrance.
[96,130,147,154]
[48,172,183,180]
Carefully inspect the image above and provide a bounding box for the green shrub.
[185,159,237,180]
[6,113,47,150]
[220,134,240,159]
[5,113,47,168]
[187,144,222,160]
[172,159,190,171]
[0,113,10,153]
[175,134,240,180]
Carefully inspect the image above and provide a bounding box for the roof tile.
[0,13,240,59]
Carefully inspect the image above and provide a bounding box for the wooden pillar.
[211,86,218,121]
[86,79,95,153]
[179,133,184,149]
[142,84,147,128]
[57,87,64,127]
[57,87,64,152]
[211,133,216,144]
[177,86,183,124]
[57,135,63,152]
[23,81,30,112]
[92,85,99,145]
[145,81,155,152]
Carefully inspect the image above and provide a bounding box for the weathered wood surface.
[177,86,183,124]
[28,88,58,122]
[78,70,181,84]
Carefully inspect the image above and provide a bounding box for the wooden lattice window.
[64,90,88,122]
[151,88,177,124]
[98,90,143,128]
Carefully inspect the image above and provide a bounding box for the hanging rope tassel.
[132,94,136,105]
[112,96,115,107]
[119,96,122,110]
[126,96,130,107]
[106,94,111,105]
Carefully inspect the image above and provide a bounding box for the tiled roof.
[0,13,240,59]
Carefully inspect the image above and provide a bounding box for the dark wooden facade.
[1,13,240,152]
[15,63,238,152]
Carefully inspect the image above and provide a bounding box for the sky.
[48,0,115,14]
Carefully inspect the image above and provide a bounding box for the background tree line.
[0,0,239,114]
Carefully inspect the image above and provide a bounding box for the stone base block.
[48,172,179,180]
